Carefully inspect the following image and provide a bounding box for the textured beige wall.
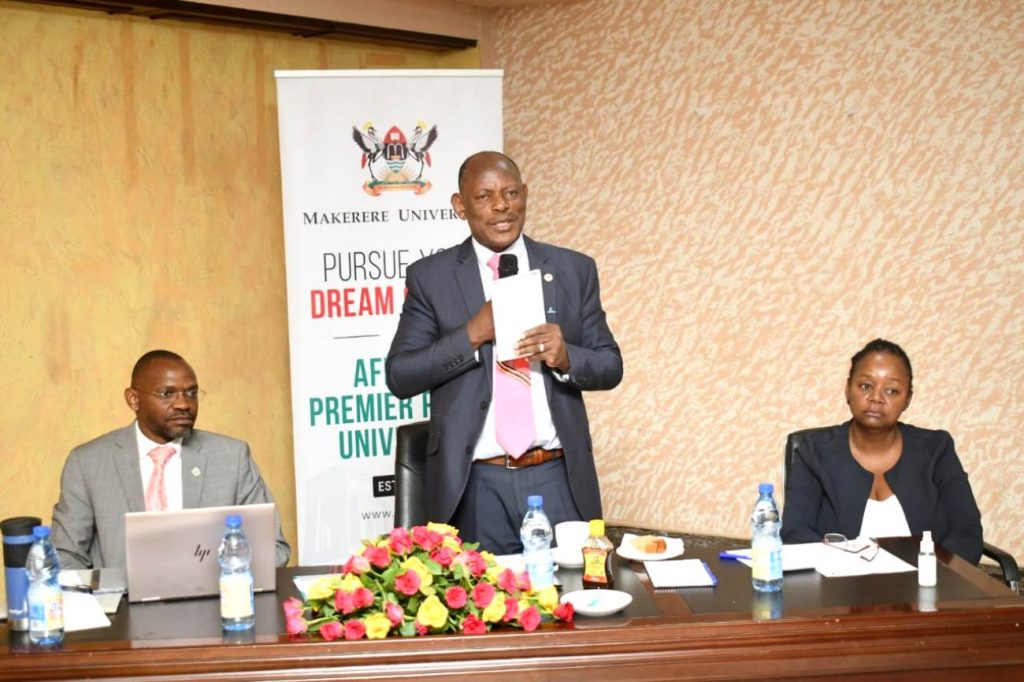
[491,0,1024,557]
[0,0,478,588]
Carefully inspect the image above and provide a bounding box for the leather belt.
[478,448,564,470]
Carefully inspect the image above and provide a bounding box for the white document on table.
[63,590,112,632]
[491,270,546,362]
[724,543,916,576]
[644,559,717,588]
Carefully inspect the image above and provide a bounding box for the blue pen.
[719,552,752,561]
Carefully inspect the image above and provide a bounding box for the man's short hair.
[456,151,522,191]
[131,350,187,386]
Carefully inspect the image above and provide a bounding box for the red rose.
[388,527,413,555]
[497,568,518,593]
[395,569,421,596]
[335,590,357,615]
[553,601,575,622]
[502,596,519,623]
[362,545,391,569]
[412,526,443,551]
[516,571,532,592]
[430,546,456,568]
[354,587,375,609]
[282,596,304,619]
[285,614,307,635]
[445,585,468,609]
[415,621,428,636]
[342,553,371,575]
[319,621,343,641]
[463,613,487,634]
[385,601,404,626]
[471,582,495,608]
[344,619,366,640]
[518,605,541,631]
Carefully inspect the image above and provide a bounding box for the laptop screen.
[125,503,277,602]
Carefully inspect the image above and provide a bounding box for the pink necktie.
[488,254,537,457]
[145,445,176,511]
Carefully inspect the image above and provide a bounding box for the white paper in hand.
[491,269,546,361]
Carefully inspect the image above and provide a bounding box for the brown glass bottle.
[581,519,614,589]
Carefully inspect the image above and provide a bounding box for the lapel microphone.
[497,254,518,279]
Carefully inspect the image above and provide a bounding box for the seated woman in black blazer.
[781,339,983,563]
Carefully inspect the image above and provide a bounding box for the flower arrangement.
[283,523,574,640]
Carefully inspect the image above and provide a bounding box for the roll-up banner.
[275,70,504,565]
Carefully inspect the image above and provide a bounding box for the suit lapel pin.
[192,467,201,477]
[543,273,554,282]
[547,306,557,315]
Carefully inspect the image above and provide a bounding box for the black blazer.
[781,422,983,563]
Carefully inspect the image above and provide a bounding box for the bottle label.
[29,586,63,631]
[582,548,609,584]
[220,573,254,618]
[751,544,783,581]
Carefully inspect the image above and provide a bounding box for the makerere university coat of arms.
[352,121,438,196]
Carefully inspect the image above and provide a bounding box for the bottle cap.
[758,482,774,495]
[527,494,543,508]
[225,514,243,528]
[31,525,50,539]
[920,530,934,552]
[588,519,605,536]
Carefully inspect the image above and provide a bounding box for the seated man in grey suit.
[52,350,291,569]
[387,151,623,553]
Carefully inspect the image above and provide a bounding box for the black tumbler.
[2,516,43,631]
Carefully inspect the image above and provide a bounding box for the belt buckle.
[504,454,520,470]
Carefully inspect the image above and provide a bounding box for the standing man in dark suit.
[386,151,623,553]
[51,350,291,569]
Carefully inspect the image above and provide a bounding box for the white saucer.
[553,545,584,568]
[560,589,633,616]
[615,534,685,562]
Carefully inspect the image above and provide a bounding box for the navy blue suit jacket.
[386,236,622,525]
[781,422,983,563]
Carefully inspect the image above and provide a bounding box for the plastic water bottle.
[520,495,554,590]
[218,514,255,631]
[750,482,783,592]
[26,525,64,645]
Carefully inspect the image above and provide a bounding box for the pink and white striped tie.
[145,445,176,511]
[488,254,536,457]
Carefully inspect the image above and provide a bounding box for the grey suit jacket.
[51,423,291,569]
[386,236,623,524]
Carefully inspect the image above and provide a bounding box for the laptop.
[125,503,277,602]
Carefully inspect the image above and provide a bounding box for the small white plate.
[560,589,633,617]
[615,534,685,562]
[553,545,584,568]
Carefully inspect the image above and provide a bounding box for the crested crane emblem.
[352,121,438,196]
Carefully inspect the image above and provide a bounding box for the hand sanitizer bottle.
[918,531,937,587]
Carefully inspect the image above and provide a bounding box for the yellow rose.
[484,565,504,582]
[416,595,449,630]
[482,594,507,623]
[536,585,559,611]
[479,550,497,565]
[339,573,365,593]
[401,556,434,592]
[441,535,462,552]
[306,575,340,600]
[364,612,392,640]
[427,522,459,537]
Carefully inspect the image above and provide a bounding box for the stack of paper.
[644,559,717,588]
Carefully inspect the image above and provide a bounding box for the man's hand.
[466,301,495,349]
[516,323,570,372]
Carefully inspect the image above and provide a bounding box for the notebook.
[124,503,277,602]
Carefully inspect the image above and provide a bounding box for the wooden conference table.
[2,537,1023,681]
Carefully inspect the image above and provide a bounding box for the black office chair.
[394,420,430,529]
[785,428,1020,591]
